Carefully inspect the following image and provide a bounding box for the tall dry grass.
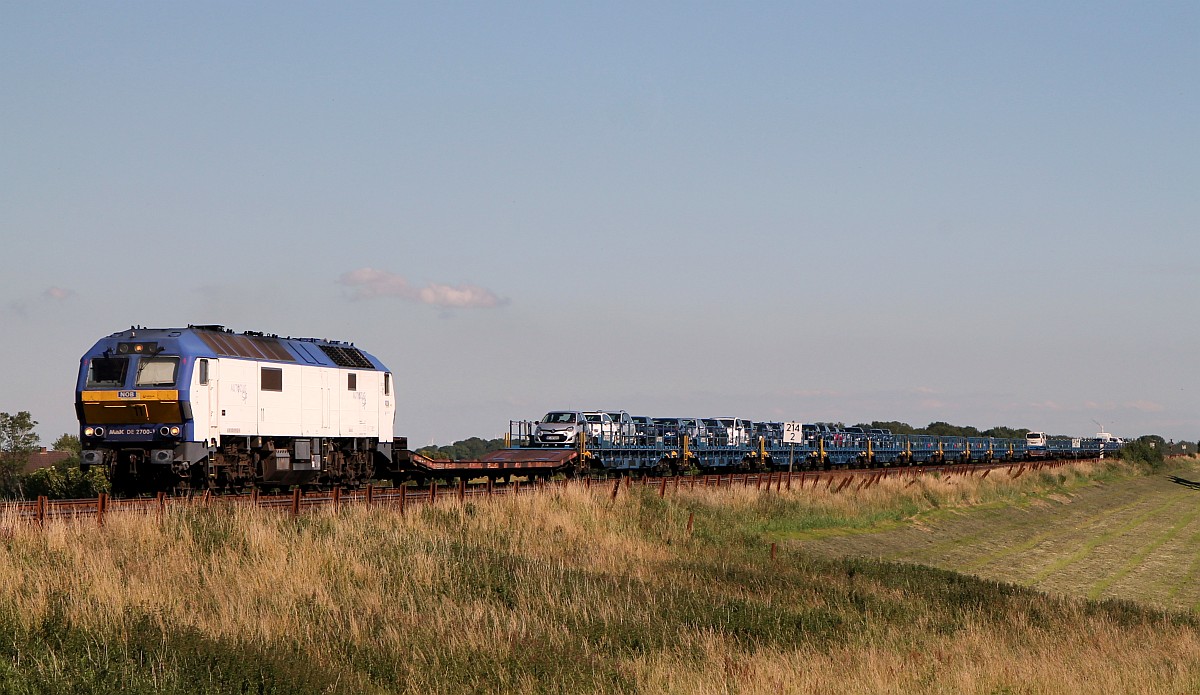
[0,459,1195,693]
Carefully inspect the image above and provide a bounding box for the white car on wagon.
[582,411,617,444]
[533,411,588,446]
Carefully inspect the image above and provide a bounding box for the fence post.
[458,478,466,503]
[487,477,494,499]
[687,511,694,535]
[429,481,438,505]
[398,485,406,516]
[610,479,620,501]
[332,486,341,513]
[291,487,301,518]
[157,492,165,522]
[366,483,374,508]
[659,476,667,498]
[36,496,46,526]
[97,493,106,527]
[770,542,777,561]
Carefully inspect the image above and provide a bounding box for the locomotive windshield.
[86,357,129,387]
[134,356,179,387]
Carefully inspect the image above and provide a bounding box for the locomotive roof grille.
[319,344,375,369]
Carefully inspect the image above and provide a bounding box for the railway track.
[2,458,1093,526]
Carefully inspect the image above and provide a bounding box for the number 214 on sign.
[783,422,805,444]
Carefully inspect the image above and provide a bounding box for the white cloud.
[339,268,506,309]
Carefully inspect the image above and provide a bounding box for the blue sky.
[2,2,1196,446]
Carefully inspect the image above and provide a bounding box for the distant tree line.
[853,421,1032,438]
[415,437,506,461]
[1157,437,1196,457]
[0,411,110,500]
[1117,435,1168,469]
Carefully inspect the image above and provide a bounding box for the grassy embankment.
[0,458,1197,693]
[797,456,1200,611]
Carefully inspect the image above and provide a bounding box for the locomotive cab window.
[198,359,209,385]
[135,357,179,387]
[261,367,283,391]
[384,373,391,396]
[87,357,129,387]
[347,373,356,391]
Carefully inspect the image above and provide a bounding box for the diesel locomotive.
[76,325,397,495]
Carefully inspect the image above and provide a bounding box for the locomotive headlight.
[94,426,105,437]
[84,426,95,437]
[169,426,181,437]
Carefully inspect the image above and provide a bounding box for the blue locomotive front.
[77,328,210,492]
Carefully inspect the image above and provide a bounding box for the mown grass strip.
[1087,500,1200,600]
[1026,490,1192,587]
[873,472,1134,565]
[884,498,1096,566]
[956,495,1149,575]
[1166,528,1200,608]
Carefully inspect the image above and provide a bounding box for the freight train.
[76,326,1124,495]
